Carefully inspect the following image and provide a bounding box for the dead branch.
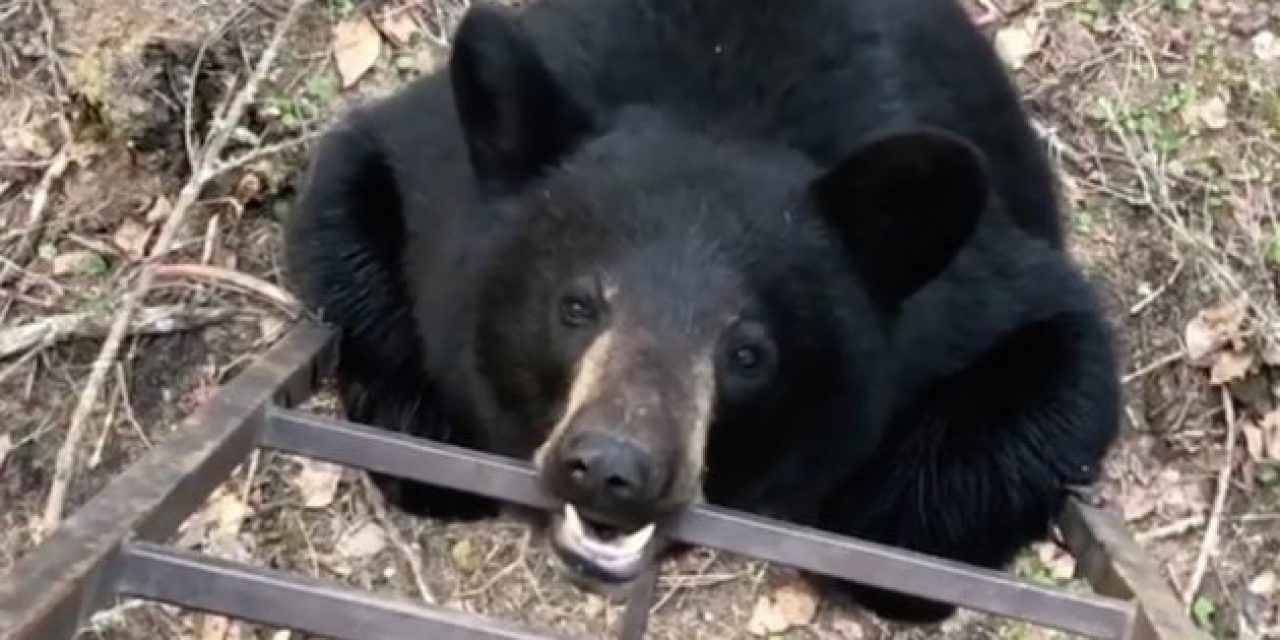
[0,147,71,287]
[152,264,300,314]
[38,0,311,536]
[1183,388,1238,607]
[0,305,235,360]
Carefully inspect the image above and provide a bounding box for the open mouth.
[548,504,658,587]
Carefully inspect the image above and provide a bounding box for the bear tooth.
[563,504,587,542]
[614,523,656,556]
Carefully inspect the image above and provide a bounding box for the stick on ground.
[37,0,312,536]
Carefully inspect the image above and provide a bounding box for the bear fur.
[283,0,1121,623]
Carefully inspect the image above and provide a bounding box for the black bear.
[283,0,1121,624]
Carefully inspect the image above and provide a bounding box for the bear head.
[449,4,990,587]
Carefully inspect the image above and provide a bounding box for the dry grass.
[1,0,1277,638]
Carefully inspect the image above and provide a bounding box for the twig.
[1183,388,1238,607]
[38,0,311,536]
[152,264,300,314]
[1121,349,1184,384]
[0,304,236,359]
[359,475,436,605]
[1135,514,1206,544]
[0,147,71,287]
[209,129,322,176]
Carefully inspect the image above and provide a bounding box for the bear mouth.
[548,504,658,588]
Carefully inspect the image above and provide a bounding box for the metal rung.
[114,542,556,640]
[261,406,1137,640]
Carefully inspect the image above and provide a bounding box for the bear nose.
[560,432,659,506]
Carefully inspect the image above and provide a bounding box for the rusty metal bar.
[262,406,1138,639]
[1060,501,1207,640]
[0,324,333,640]
[112,542,557,640]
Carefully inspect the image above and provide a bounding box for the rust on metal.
[0,324,332,640]
[0,323,1200,640]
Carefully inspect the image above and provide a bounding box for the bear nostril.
[568,459,590,484]
[604,473,636,499]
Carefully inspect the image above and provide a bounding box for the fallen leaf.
[1184,300,1247,366]
[197,614,242,640]
[1248,570,1277,596]
[113,219,152,261]
[994,18,1041,70]
[210,491,250,543]
[1243,420,1266,462]
[450,538,478,571]
[1261,410,1280,461]
[0,433,12,468]
[1210,350,1253,385]
[824,613,866,640]
[1253,31,1279,62]
[1186,95,1229,131]
[51,249,104,277]
[747,581,818,636]
[293,459,343,508]
[145,195,172,224]
[376,10,419,47]
[336,521,387,559]
[333,14,383,88]
[1121,484,1158,522]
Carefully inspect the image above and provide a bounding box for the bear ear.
[810,128,989,306]
[450,3,595,194]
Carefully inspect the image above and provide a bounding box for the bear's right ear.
[450,3,595,194]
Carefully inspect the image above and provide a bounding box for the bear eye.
[558,295,599,328]
[731,345,763,371]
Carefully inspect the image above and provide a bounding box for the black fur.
[283,0,1120,623]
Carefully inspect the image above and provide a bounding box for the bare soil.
[1,0,1277,638]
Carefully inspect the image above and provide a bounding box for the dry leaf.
[450,538,478,571]
[210,491,250,543]
[746,582,818,636]
[1186,95,1229,131]
[1121,484,1157,522]
[1253,31,1279,62]
[994,18,1041,70]
[377,10,419,47]
[1248,570,1277,596]
[1184,300,1247,366]
[824,613,866,640]
[1243,421,1266,462]
[0,433,12,468]
[51,249,100,276]
[293,459,343,508]
[145,195,172,224]
[337,522,387,559]
[1261,410,1280,461]
[197,614,242,640]
[1210,350,1253,385]
[333,14,383,88]
[113,219,152,261]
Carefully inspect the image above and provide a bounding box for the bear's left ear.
[450,3,596,194]
[810,127,989,306]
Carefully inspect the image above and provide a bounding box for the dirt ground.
[1,0,1278,638]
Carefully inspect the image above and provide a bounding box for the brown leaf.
[1254,31,1279,62]
[1261,410,1280,462]
[145,195,172,224]
[994,18,1041,70]
[197,614,242,640]
[450,538,478,571]
[1185,300,1247,366]
[1210,350,1253,385]
[747,581,818,636]
[0,433,12,469]
[336,521,387,559]
[823,613,866,640]
[1248,570,1277,596]
[376,10,419,47]
[1243,420,1266,462]
[50,249,104,277]
[1121,484,1158,522]
[112,219,152,261]
[1185,95,1229,131]
[293,459,343,508]
[333,14,383,88]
